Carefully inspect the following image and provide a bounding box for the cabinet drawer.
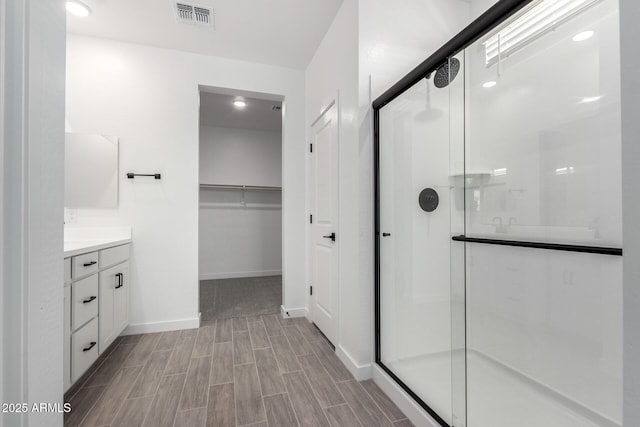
[71,317,99,383]
[72,274,99,331]
[100,244,130,269]
[72,252,99,279]
[64,258,72,283]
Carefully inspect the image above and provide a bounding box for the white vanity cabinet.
[63,241,131,390]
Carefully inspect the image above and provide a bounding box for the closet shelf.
[199,184,282,191]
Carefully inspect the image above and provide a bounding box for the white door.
[310,101,339,344]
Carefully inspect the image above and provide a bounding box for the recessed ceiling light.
[233,99,247,108]
[580,95,603,103]
[573,30,594,42]
[66,0,91,17]
[483,81,497,88]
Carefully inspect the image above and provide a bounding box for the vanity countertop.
[64,237,132,258]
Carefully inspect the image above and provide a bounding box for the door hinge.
[310,143,313,153]
[310,214,313,224]
[310,286,313,295]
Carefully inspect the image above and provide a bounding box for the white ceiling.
[66,0,344,69]
[200,92,282,131]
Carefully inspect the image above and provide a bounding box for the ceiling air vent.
[174,2,214,29]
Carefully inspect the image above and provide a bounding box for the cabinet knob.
[83,261,97,267]
[82,342,97,352]
[82,296,97,304]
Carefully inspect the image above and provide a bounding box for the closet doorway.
[198,88,284,321]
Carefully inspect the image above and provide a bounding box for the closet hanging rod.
[199,184,282,191]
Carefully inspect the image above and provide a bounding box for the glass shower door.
[376,2,623,426]
[461,0,623,426]
[378,55,465,426]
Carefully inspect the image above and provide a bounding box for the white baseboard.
[199,270,282,280]
[335,345,372,381]
[280,305,306,319]
[372,365,441,427]
[122,317,200,335]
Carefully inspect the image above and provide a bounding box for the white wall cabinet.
[63,242,131,391]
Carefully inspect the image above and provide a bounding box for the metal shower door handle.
[322,232,336,242]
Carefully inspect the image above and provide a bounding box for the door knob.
[322,232,336,242]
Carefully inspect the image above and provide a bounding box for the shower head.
[433,58,460,88]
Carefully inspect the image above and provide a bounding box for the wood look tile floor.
[64,315,413,427]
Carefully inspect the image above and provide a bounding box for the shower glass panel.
[463,0,622,426]
[448,52,467,427]
[378,55,464,426]
[376,1,623,426]
[465,0,622,247]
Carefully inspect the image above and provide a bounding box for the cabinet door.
[99,262,129,352]
[64,285,71,391]
[99,267,115,353]
[114,262,129,335]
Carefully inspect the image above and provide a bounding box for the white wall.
[359,0,481,104]
[66,35,306,333]
[199,192,282,280]
[305,0,363,374]
[199,126,282,187]
[620,0,640,424]
[199,125,282,279]
[2,0,66,425]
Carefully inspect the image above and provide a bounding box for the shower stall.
[373,0,622,426]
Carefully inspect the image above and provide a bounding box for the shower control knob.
[419,188,439,212]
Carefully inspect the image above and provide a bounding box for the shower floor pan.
[386,351,620,427]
